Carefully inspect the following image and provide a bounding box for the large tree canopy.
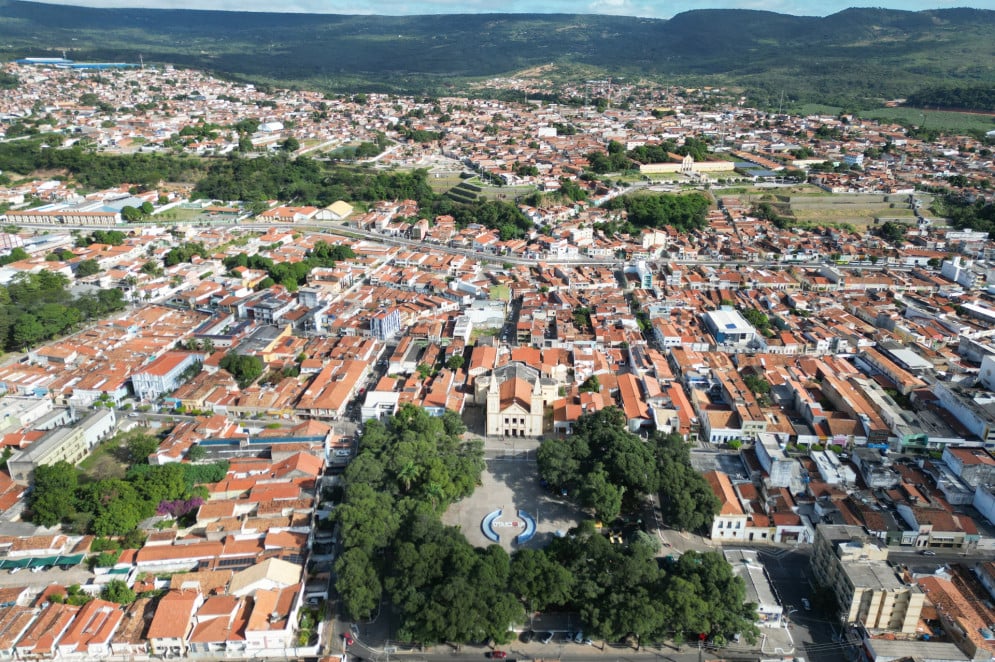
[537,407,659,521]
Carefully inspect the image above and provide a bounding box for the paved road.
[0,564,93,590]
[757,548,851,662]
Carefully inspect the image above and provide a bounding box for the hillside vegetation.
[0,2,994,107]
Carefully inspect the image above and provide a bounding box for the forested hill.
[1,1,994,107]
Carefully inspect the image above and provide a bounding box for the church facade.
[477,363,557,437]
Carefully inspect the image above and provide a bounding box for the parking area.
[442,457,585,552]
[0,564,94,589]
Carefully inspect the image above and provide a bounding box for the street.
[757,548,850,662]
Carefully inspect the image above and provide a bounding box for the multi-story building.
[811,524,924,634]
[6,409,116,484]
[942,446,995,488]
[370,307,401,341]
[131,351,205,402]
[932,381,995,449]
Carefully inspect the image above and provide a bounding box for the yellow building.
[811,524,924,634]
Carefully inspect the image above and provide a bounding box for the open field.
[787,193,916,228]
[78,435,129,480]
[426,173,465,194]
[791,104,994,134]
[859,107,995,133]
[151,206,211,223]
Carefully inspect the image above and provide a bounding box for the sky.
[28,0,995,20]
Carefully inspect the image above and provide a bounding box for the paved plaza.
[443,457,585,552]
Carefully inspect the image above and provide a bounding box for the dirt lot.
[442,457,584,552]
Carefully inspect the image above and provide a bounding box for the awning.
[0,558,31,569]
[55,553,85,567]
[28,555,60,568]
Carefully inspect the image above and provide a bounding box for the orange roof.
[135,541,223,564]
[499,377,533,410]
[147,590,199,640]
[703,470,744,516]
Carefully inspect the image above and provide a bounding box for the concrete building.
[703,308,757,346]
[810,449,858,488]
[360,391,400,423]
[852,448,901,490]
[7,409,116,484]
[981,354,995,392]
[810,524,924,634]
[942,446,995,488]
[973,485,995,527]
[131,351,204,402]
[754,433,800,489]
[0,396,54,433]
[932,381,995,449]
[370,307,401,341]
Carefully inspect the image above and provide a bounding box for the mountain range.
[1,1,993,106]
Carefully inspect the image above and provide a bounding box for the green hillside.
[0,1,993,107]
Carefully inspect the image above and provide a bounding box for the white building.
[754,433,800,489]
[724,549,784,627]
[131,351,204,402]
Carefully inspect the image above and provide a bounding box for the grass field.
[788,103,993,135]
[427,173,465,193]
[78,434,130,480]
[152,206,209,223]
[791,103,995,133]
[859,107,995,134]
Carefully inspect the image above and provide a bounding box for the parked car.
[520,630,534,643]
[922,550,936,556]
[488,651,507,659]
[539,632,554,644]
[801,597,811,610]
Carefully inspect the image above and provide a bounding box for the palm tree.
[396,461,420,493]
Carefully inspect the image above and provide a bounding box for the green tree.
[12,314,45,350]
[445,354,465,371]
[120,205,144,222]
[656,433,720,533]
[219,353,264,388]
[536,435,588,491]
[126,435,160,464]
[101,579,137,605]
[578,374,600,393]
[877,220,906,243]
[583,466,624,521]
[80,479,147,536]
[28,461,78,526]
[509,548,575,612]
[75,259,101,278]
[335,548,382,620]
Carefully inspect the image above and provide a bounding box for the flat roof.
[843,560,905,591]
[866,637,970,661]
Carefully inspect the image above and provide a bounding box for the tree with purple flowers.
[156,496,204,519]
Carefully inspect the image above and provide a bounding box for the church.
[476,363,557,437]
